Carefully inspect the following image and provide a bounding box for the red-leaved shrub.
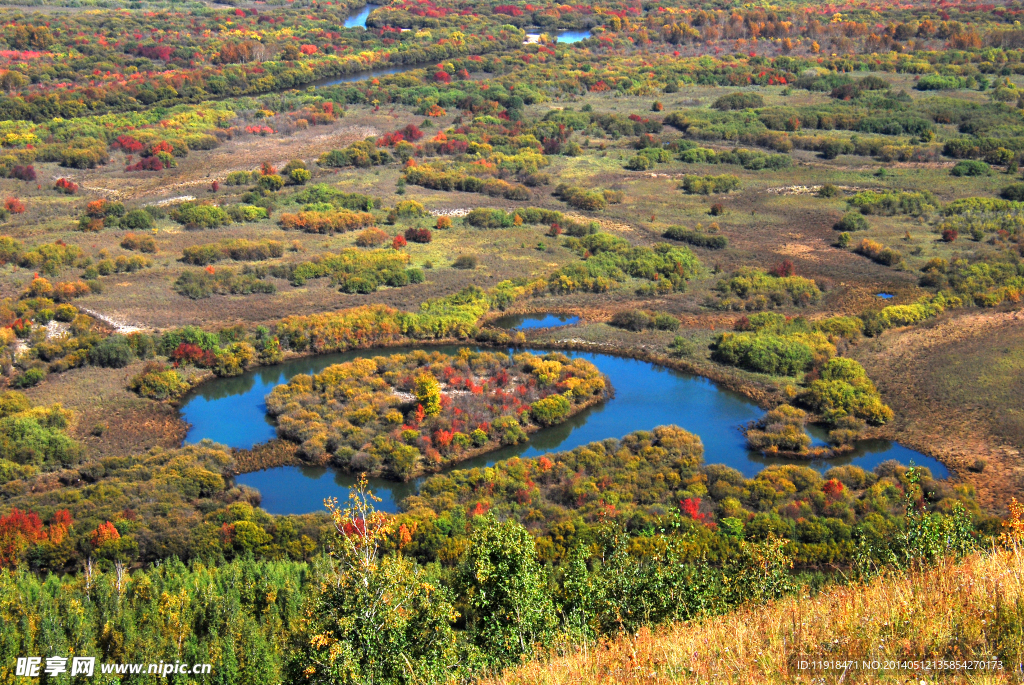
[404,227,432,243]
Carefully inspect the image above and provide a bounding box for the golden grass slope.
[490,549,1024,684]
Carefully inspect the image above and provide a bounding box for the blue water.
[312,65,412,88]
[556,30,592,43]
[492,312,581,330]
[876,293,894,299]
[343,3,379,28]
[181,347,949,515]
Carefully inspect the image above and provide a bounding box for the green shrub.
[916,75,966,91]
[226,205,269,222]
[1001,184,1024,201]
[289,168,312,185]
[88,335,135,368]
[554,184,607,211]
[225,171,252,185]
[174,268,276,299]
[128,361,192,400]
[121,209,154,230]
[746,404,812,455]
[834,212,868,232]
[713,92,765,110]
[170,203,230,229]
[848,190,935,216]
[680,174,740,195]
[256,174,285,192]
[11,368,45,388]
[663,226,728,249]
[711,268,821,309]
[951,160,991,177]
[803,358,894,425]
[610,310,650,331]
[711,332,815,376]
[651,312,681,331]
[530,394,571,426]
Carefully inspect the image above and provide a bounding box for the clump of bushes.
[553,184,608,211]
[552,233,699,295]
[951,160,991,177]
[679,174,740,195]
[292,185,377,212]
[170,203,230,229]
[1000,184,1024,201]
[713,92,765,110]
[712,331,817,376]
[679,147,790,171]
[452,255,478,269]
[317,140,392,168]
[173,267,276,299]
[88,334,135,368]
[181,239,284,265]
[274,249,421,294]
[0,391,81,469]
[609,309,680,332]
[225,171,252,185]
[834,212,868,232]
[226,205,269,223]
[745,404,813,456]
[278,210,375,235]
[625,147,672,170]
[854,239,903,267]
[355,227,390,247]
[77,199,126,231]
[709,268,820,311]
[128,362,192,401]
[404,228,432,244]
[916,74,967,91]
[847,190,935,216]
[84,255,151,278]
[802,357,894,425]
[120,233,156,253]
[663,226,728,249]
[712,312,835,377]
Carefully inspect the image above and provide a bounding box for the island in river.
[258,349,609,481]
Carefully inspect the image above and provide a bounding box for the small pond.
[491,312,581,330]
[180,347,949,515]
[876,293,895,299]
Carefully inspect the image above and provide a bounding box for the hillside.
[492,548,1024,684]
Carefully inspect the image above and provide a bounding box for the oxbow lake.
[180,347,948,515]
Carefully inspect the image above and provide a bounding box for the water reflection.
[491,312,581,330]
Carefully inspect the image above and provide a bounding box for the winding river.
[180,344,948,515]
